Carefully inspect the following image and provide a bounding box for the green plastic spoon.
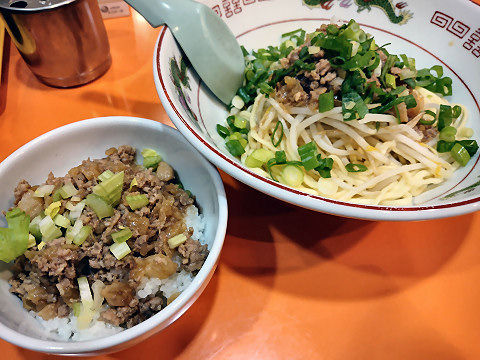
[124,0,245,105]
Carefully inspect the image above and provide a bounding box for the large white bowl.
[0,117,227,355]
[154,0,480,221]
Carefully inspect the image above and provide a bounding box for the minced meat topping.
[8,146,208,329]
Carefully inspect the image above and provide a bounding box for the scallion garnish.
[342,91,368,121]
[439,126,457,142]
[85,194,114,219]
[452,105,462,118]
[225,139,245,157]
[141,148,162,169]
[39,216,62,242]
[53,214,70,228]
[110,242,131,260]
[316,156,334,178]
[282,165,304,187]
[437,105,453,131]
[98,170,114,183]
[92,171,124,206]
[271,121,284,147]
[216,124,230,139]
[59,183,78,199]
[318,91,334,113]
[167,234,187,249]
[298,142,320,171]
[451,143,470,166]
[111,228,132,243]
[345,163,368,172]
[125,194,149,210]
[73,226,92,246]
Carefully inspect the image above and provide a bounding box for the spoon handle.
[123,0,196,28]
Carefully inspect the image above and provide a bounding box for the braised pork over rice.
[4,146,208,332]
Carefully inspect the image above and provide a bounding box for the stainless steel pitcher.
[0,0,111,87]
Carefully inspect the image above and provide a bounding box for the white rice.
[33,204,205,341]
[33,308,122,341]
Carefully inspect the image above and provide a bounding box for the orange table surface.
[2,9,480,360]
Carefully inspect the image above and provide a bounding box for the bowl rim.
[153,21,480,221]
[0,116,228,354]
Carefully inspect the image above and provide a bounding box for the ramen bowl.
[154,0,480,221]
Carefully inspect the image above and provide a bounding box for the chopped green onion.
[437,140,478,158]
[73,226,92,246]
[275,150,287,164]
[216,124,230,139]
[450,143,470,166]
[66,219,83,243]
[245,149,274,168]
[85,194,114,219]
[168,234,187,249]
[385,74,396,89]
[240,45,249,57]
[111,228,132,243]
[143,156,161,169]
[141,148,158,158]
[141,148,162,169]
[92,171,124,206]
[53,214,71,228]
[436,140,455,153]
[425,76,452,96]
[228,132,248,147]
[258,82,274,94]
[27,234,36,248]
[298,142,320,171]
[225,139,245,157]
[78,276,93,304]
[98,170,114,182]
[69,201,86,221]
[232,95,245,110]
[129,178,138,190]
[437,105,453,131]
[245,156,263,168]
[439,126,457,142]
[72,302,82,317]
[110,242,131,260]
[236,88,252,104]
[125,194,149,210]
[59,183,78,199]
[39,216,62,242]
[0,209,30,263]
[34,185,55,198]
[452,105,462,118]
[342,91,368,121]
[76,276,95,329]
[281,28,304,39]
[369,95,417,114]
[419,110,437,125]
[29,215,43,239]
[456,140,479,157]
[315,156,334,178]
[44,201,62,218]
[318,91,334,113]
[282,165,304,188]
[233,115,248,129]
[52,189,62,202]
[345,163,368,172]
[271,121,284,147]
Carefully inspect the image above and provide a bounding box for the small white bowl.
[154,0,480,221]
[0,117,228,355]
